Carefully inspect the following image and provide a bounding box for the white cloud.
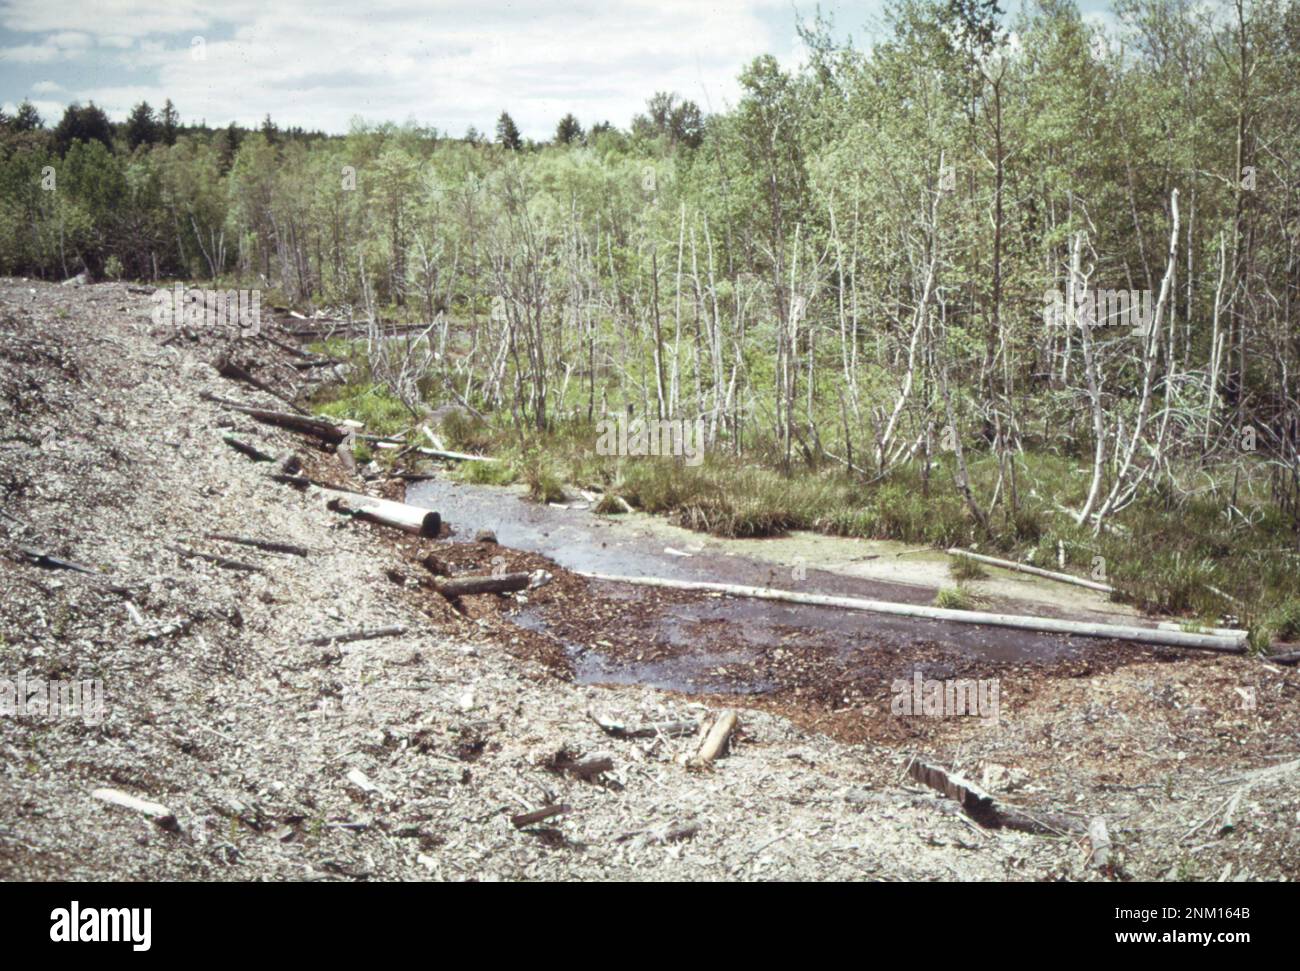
[46,31,92,48]
[1,97,65,119]
[0,0,796,135]
[0,0,216,38]
[30,78,60,92]
[0,26,94,64]
[0,42,86,64]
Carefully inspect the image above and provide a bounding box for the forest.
[3,0,1298,643]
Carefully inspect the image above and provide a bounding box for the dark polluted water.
[408,476,1113,693]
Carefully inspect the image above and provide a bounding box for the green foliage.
[496,112,522,151]
[1252,599,1300,653]
[125,102,159,150]
[554,113,584,146]
[949,553,988,581]
[313,382,411,436]
[455,457,517,486]
[934,586,980,610]
[10,100,43,132]
[53,102,114,155]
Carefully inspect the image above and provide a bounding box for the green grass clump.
[934,585,981,610]
[454,457,516,486]
[948,553,988,581]
[594,492,628,514]
[313,382,412,437]
[1250,598,1300,653]
[440,409,494,454]
[1267,599,1300,642]
[518,449,567,503]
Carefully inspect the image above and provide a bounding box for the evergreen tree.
[53,102,114,155]
[160,99,179,145]
[213,121,242,173]
[495,111,522,150]
[554,113,583,145]
[11,99,44,132]
[125,101,159,149]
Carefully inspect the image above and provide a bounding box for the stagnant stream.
[406,476,1120,692]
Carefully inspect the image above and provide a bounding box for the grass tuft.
[934,585,981,611]
[948,553,988,581]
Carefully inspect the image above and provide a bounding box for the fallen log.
[205,533,310,557]
[1267,650,1300,665]
[260,335,347,372]
[222,434,276,463]
[907,758,1085,835]
[422,425,447,452]
[577,572,1248,653]
[202,392,347,444]
[14,547,132,595]
[946,547,1114,594]
[325,493,441,537]
[1207,583,1244,606]
[216,358,306,414]
[434,572,530,599]
[14,543,131,595]
[691,710,738,767]
[358,433,406,445]
[511,804,570,829]
[304,625,406,646]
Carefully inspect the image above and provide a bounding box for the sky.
[0,0,1122,139]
